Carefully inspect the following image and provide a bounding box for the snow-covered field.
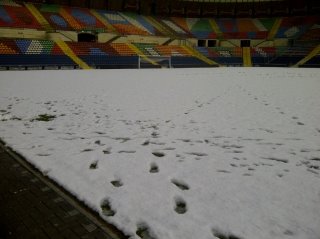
[0,68,320,239]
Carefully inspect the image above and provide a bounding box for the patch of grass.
[33,114,56,122]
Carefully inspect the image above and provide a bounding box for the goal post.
[138,56,172,69]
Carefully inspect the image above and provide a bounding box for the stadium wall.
[0,27,291,49]
[0,28,46,40]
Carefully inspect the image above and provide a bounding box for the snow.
[0,68,320,239]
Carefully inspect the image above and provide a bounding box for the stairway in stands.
[25,3,52,31]
[143,16,176,39]
[208,19,223,38]
[90,9,116,32]
[55,40,91,69]
[126,43,159,66]
[293,44,320,67]
[242,47,252,66]
[268,18,282,40]
[182,46,219,66]
[59,8,82,30]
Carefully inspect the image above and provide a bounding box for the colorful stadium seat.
[0,0,319,69]
[0,5,42,29]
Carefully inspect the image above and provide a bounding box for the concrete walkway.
[0,144,127,239]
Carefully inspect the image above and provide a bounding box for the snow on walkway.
[0,68,319,239]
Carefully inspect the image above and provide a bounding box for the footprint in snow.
[149,163,159,173]
[136,222,157,239]
[162,147,176,151]
[100,198,116,217]
[152,151,165,157]
[36,153,51,157]
[113,137,131,143]
[176,154,185,159]
[142,140,150,146]
[284,230,294,236]
[171,179,189,190]
[89,161,98,169]
[186,152,208,157]
[103,147,112,154]
[174,197,187,214]
[217,169,231,173]
[150,141,166,146]
[309,157,320,162]
[151,131,159,138]
[81,148,93,152]
[118,150,136,154]
[212,228,243,239]
[178,138,191,143]
[261,157,288,163]
[307,168,319,175]
[229,150,243,154]
[111,180,123,187]
[94,140,104,145]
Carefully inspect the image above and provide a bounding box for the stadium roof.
[23,0,317,17]
[180,0,285,2]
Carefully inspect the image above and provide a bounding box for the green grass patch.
[33,114,56,122]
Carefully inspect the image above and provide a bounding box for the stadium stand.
[302,54,320,67]
[0,3,42,29]
[275,16,319,39]
[198,46,243,66]
[0,0,319,69]
[36,4,107,31]
[250,46,317,66]
[0,39,75,69]
[94,10,152,35]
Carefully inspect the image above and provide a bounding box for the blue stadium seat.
[15,39,31,54]
[0,54,75,66]
[79,55,138,69]
[303,56,320,67]
[210,57,242,66]
[0,6,12,23]
[171,56,209,68]
[71,9,96,26]
[89,48,108,56]
[50,14,68,28]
